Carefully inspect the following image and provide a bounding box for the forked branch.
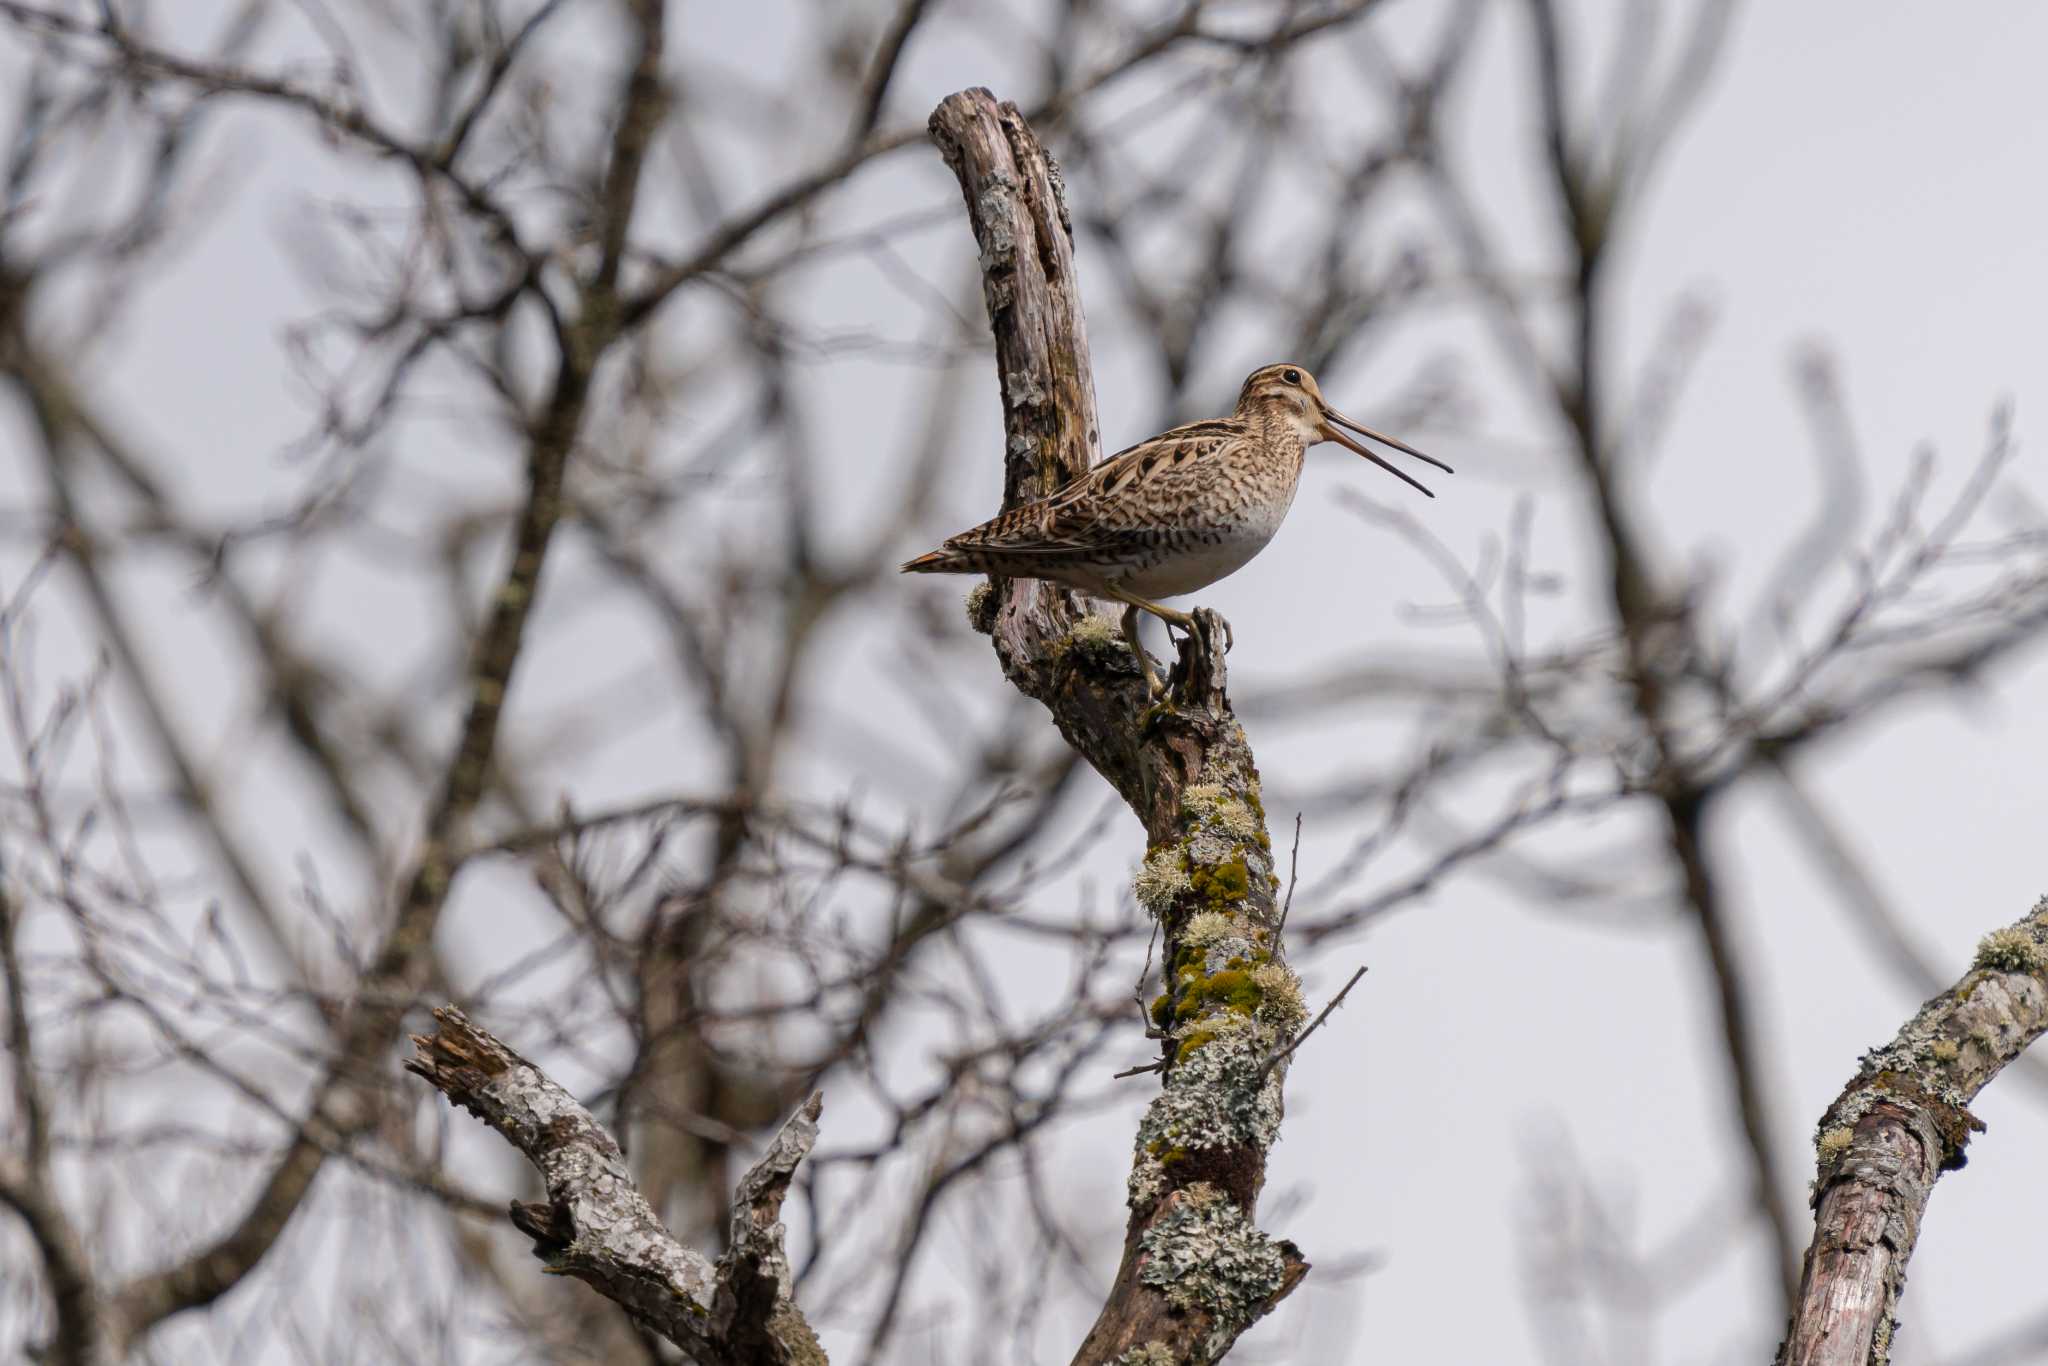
[407,1008,825,1365]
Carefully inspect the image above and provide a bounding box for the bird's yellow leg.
[1103,586,1209,697]
[1106,588,1233,649]
[1101,585,1192,630]
[1115,602,1164,698]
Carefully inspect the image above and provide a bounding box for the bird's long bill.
[1323,407,1453,498]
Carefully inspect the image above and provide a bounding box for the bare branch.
[407,1007,826,1363]
[1779,898,2048,1365]
[0,879,113,1366]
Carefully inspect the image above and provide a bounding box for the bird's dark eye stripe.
[1282,368,1301,384]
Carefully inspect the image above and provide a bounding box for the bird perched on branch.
[902,363,1449,698]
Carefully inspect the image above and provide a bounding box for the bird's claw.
[1185,609,1233,655]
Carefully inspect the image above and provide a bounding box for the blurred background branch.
[1,2,2045,1363]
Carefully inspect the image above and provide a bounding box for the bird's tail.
[899,547,966,574]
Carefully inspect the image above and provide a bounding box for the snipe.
[903,363,1449,697]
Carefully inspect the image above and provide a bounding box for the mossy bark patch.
[1189,857,1251,905]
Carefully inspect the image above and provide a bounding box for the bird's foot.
[1116,600,1229,705]
[1161,607,1231,654]
[1183,608,1231,656]
[1160,608,1232,706]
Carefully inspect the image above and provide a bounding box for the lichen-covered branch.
[406,1008,826,1365]
[1778,897,2048,1366]
[927,88,1310,1366]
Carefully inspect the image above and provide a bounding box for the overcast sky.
[8,2,2048,1363]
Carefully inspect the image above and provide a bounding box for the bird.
[902,363,1450,698]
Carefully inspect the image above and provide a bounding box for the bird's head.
[1235,362,1451,497]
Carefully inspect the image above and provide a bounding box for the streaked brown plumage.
[903,363,1450,696]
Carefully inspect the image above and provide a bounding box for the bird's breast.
[1114,458,1304,598]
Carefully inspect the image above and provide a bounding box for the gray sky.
[7,2,2048,1362]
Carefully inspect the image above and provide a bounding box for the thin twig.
[1263,965,1369,1081]
[1277,812,1303,939]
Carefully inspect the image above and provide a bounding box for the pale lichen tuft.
[1135,847,1192,916]
[1177,1011,1253,1042]
[1183,783,1261,840]
[1113,1345,1176,1366]
[1250,961,1307,1029]
[1973,925,2048,975]
[964,582,995,634]
[1056,610,1129,666]
[1070,612,1121,647]
[1182,911,1235,948]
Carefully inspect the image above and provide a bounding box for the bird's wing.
[937,421,1242,557]
[1047,420,1241,510]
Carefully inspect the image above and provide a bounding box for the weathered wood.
[928,87,1311,1366]
[406,1008,826,1366]
[1779,898,2048,1365]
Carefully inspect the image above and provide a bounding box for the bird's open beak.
[1321,407,1453,498]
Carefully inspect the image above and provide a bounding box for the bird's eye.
[1282,368,1302,385]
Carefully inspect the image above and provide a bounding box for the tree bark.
[407,1008,827,1365]
[928,88,1312,1366]
[1779,897,2048,1365]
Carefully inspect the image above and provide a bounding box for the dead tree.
[408,85,1322,1366]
